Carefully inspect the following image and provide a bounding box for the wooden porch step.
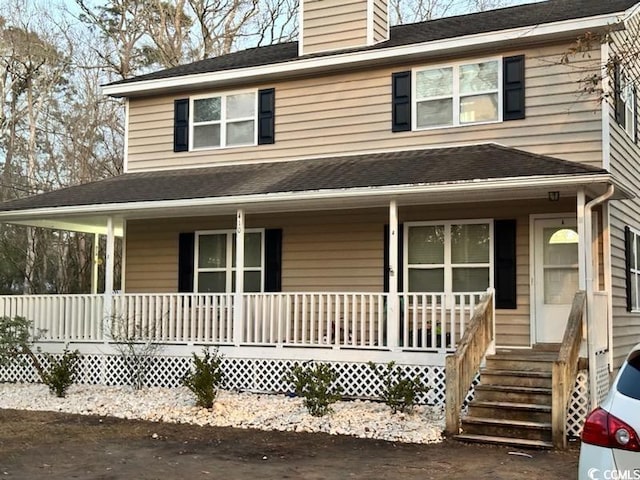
[473,384,552,405]
[461,417,552,442]
[468,401,551,423]
[532,343,562,352]
[485,355,555,372]
[454,433,554,450]
[479,369,552,388]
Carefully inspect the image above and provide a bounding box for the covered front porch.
[0,146,628,425]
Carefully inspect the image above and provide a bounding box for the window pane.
[460,93,498,123]
[451,224,490,263]
[227,93,255,119]
[544,227,579,265]
[193,124,221,148]
[416,68,453,97]
[226,120,254,145]
[193,97,221,122]
[632,275,639,311]
[635,234,640,269]
[231,232,262,267]
[452,267,489,292]
[244,232,262,268]
[417,99,453,128]
[408,225,444,264]
[409,268,444,292]
[198,272,226,293]
[199,234,226,268]
[244,271,261,292]
[544,268,578,304]
[459,61,499,94]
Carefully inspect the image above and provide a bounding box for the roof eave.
[0,173,623,225]
[102,12,625,98]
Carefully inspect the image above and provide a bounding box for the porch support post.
[388,199,400,350]
[233,209,245,346]
[91,233,99,295]
[577,189,587,291]
[103,216,115,336]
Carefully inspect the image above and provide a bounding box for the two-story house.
[1,0,639,448]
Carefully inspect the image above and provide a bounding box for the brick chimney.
[299,0,389,56]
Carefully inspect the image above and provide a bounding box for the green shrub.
[42,347,80,398]
[0,316,46,380]
[368,361,429,413]
[182,348,224,408]
[285,362,343,417]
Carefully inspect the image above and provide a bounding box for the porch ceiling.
[0,144,631,231]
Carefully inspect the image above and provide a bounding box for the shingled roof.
[0,144,608,213]
[108,0,638,87]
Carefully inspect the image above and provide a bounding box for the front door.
[533,217,579,343]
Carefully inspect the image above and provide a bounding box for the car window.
[617,351,640,400]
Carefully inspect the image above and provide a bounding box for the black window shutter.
[625,226,633,312]
[494,219,517,309]
[174,99,189,152]
[614,62,623,126]
[392,71,411,132]
[178,232,195,292]
[503,55,525,121]
[258,88,275,145]
[383,224,404,292]
[265,228,282,292]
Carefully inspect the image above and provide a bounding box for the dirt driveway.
[0,409,578,479]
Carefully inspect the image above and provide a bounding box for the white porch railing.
[112,294,235,344]
[400,292,484,350]
[243,292,388,348]
[0,291,484,352]
[0,294,104,342]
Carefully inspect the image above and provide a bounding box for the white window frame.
[404,219,494,294]
[621,70,636,140]
[194,229,265,293]
[412,57,503,131]
[189,90,258,151]
[628,226,640,312]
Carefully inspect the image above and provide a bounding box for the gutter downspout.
[585,184,615,408]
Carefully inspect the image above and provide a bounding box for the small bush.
[182,348,224,408]
[42,347,80,398]
[369,361,429,413]
[285,362,343,417]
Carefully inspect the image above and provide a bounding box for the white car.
[579,344,640,480]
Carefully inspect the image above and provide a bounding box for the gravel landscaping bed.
[0,383,444,444]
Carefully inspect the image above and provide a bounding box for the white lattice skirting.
[0,354,591,436]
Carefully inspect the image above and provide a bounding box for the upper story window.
[191,92,257,150]
[414,59,501,129]
[391,55,523,133]
[615,65,636,141]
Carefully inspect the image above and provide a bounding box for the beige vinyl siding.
[373,0,388,43]
[127,42,603,172]
[607,16,640,369]
[302,0,369,55]
[125,199,576,347]
[608,116,640,368]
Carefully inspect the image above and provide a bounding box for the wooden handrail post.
[445,355,460,435]
[551,290,586,449]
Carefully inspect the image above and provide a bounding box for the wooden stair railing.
[551,290,586,449]
[445,288,495,435]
